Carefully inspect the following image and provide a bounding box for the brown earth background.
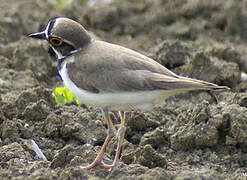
[1,0,247,179]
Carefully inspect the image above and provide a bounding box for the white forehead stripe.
[44,21,51,39]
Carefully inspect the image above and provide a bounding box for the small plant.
[49,0,73,10]
[53,86,80,105]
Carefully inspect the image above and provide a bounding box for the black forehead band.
[47,19,56,38]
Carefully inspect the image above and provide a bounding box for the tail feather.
[176,76,230,91]
[131,70,230,92]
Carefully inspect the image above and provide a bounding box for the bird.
[29,17,229,171]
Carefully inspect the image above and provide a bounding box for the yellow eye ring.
[49,37,63,46]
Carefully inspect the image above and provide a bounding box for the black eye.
[49,37,63,46]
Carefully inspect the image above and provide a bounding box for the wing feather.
[66,40,228,93]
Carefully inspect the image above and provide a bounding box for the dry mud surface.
[1,0,247,179]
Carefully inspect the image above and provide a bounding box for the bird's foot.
[80,159,103,170]
[101,159,119,172]
[80,159,119,172]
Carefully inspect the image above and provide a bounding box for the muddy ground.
[1,0,247,179]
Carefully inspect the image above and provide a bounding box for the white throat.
[51,46,65,59]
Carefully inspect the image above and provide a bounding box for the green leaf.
[55,87,64,95]
[64,87,74,102]
[53,89,65,104]
[53,86,81,105]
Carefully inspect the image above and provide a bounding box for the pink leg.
[81,108,116,170]
[81,110,126,171]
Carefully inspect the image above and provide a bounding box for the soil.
[1,0,247,179]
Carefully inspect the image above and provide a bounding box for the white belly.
[59,60,174,111]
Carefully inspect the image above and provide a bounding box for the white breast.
[59,57,174,111]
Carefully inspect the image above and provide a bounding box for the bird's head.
[29,17,91,59]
